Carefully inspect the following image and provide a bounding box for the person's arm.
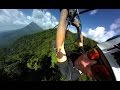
[56,9,80,81]
[56,9,68,63]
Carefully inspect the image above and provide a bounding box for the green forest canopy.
[0,28,97,81]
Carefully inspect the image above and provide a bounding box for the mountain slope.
[0,28,97,81]
[0,22,43,47]
[9,29,97,59]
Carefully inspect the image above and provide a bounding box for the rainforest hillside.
[0,28,97,81]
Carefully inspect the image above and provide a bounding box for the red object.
[89,52,99,60]
[88,48,99,60]
[91,64,112,81]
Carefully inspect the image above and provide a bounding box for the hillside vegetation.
[0,28,97,81]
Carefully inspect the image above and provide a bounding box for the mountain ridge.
[0,22,43,47]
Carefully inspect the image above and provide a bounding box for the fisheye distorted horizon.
[0,9,120,43]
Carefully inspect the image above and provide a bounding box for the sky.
[0,9,120,43]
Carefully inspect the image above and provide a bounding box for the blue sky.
[0,9,120,43]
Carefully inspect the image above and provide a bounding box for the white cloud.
[84,18,120,43]
[82,32,87,37]
[68,25,87,37]
[31,9,58,30]
[68,25,115,43]
[0,9,30,25]
[0,9,58,31]
[68,25,77,33]
[84,26,116,43]
[110,18,120,30]
[110,23,118,30]
[90,10,98,15]
[0,9,30,31]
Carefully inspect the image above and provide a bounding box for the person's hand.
[74,53,97,78]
